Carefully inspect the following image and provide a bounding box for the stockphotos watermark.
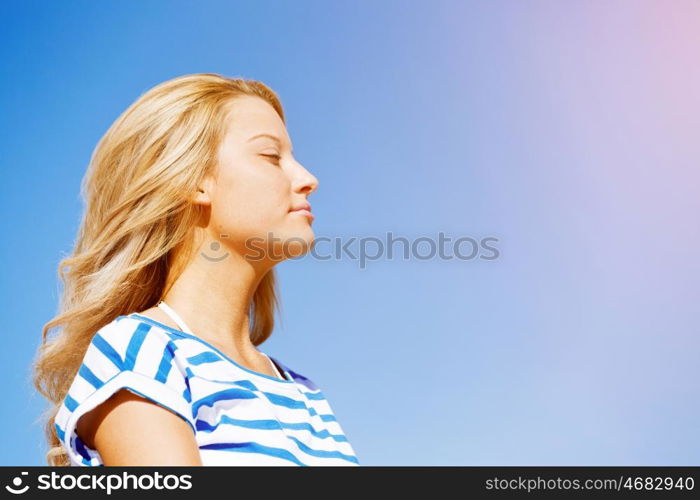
[4,470,192,495]
[200,232,501,269]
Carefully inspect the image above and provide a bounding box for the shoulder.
[92,314,178,353]
[67,314,192,406]
[83,315,186,375]
[55,315,196,465]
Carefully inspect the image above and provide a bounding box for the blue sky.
[1,0,699,465]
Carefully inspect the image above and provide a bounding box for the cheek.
[209,169,290,235]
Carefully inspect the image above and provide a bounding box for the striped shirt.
[54,313,359,466]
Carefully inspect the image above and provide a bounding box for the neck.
[161,233,274,358]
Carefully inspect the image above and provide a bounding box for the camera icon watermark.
[5,471,29,495]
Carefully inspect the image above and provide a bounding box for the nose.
[293,162,319,196]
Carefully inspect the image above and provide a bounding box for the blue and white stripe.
[54,314,359,466]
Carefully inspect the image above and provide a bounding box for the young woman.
[32,73,359,466]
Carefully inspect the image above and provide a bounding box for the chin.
[283,232,315,259]
[258,225,315,261]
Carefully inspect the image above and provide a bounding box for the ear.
[191,176,214,207]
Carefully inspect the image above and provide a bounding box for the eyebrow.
[247,133,293,153]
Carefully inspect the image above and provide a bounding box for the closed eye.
[261,153,281,165]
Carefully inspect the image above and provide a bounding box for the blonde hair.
[32,73,285,466]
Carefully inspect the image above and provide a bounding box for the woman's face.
[200,96,319,264]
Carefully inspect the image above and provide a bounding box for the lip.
[290,208,314,221]
[290,202,312,212]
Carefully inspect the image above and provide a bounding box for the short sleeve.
[53,316,195,466]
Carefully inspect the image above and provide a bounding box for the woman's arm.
[77,388,203,466]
